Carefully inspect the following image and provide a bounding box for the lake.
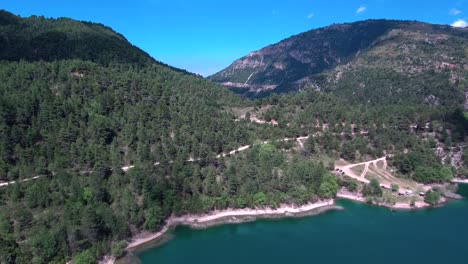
[137,184,468,264]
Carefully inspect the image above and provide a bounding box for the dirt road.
[335,157,387,184]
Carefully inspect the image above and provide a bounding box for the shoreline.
[125,200,337,251]
[336,190,441,209]
[125,191,447,252]
[105,192,463,263]
[336,192,367,203]
[452,178,468,184]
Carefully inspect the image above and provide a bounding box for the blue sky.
[1,0,467,76]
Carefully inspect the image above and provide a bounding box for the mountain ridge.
[0,10,198,76]
[210,19,468,101]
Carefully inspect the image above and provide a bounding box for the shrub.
[424,190,441,205]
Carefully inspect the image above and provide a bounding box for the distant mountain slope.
[210,19,468,104]
[313,24,468,106]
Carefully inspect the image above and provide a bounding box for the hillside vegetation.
[0,11,341,263]
[0,11,466,264]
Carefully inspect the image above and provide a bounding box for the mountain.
[0,10,466,264]
[0,11,340,263]
[0,10,154,65]
[210,19,468,104]
[0,10,254,263]
[0,9,191,75]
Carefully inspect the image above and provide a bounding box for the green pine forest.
[0,10,467,263]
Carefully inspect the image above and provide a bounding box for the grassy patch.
[376,160,384,169]
[365,171,380,181]
[351,165,366,177]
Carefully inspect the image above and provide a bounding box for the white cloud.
[307,12,314,19]
[451,19,468,27]
[356,6,366,14]
[449,9,462,15]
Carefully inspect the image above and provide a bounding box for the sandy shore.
[452,178,468,184]
[98,256,116,264]
[390,196,449,209]
[391,201,429,209]
[125,200,335,250]
[336,192,367,203]
[337,190,436,209]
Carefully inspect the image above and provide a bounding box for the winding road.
[0,132,367,188]
[0,175,44,187]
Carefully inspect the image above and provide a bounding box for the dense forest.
[0,11,339,263]
[245,89,465,178]
[0,10,466,264]
[0,60,257,263]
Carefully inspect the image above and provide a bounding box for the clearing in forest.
[335,156,427,193]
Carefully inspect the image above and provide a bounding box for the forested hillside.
[237,89,467,179]
[0,11,340,263]
[0,10,152,65]
[0,59,252,181]
[0,9,191,76]
[211,18,468,179]
[0,10,466,264]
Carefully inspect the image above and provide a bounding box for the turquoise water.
[138,185,468,264]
